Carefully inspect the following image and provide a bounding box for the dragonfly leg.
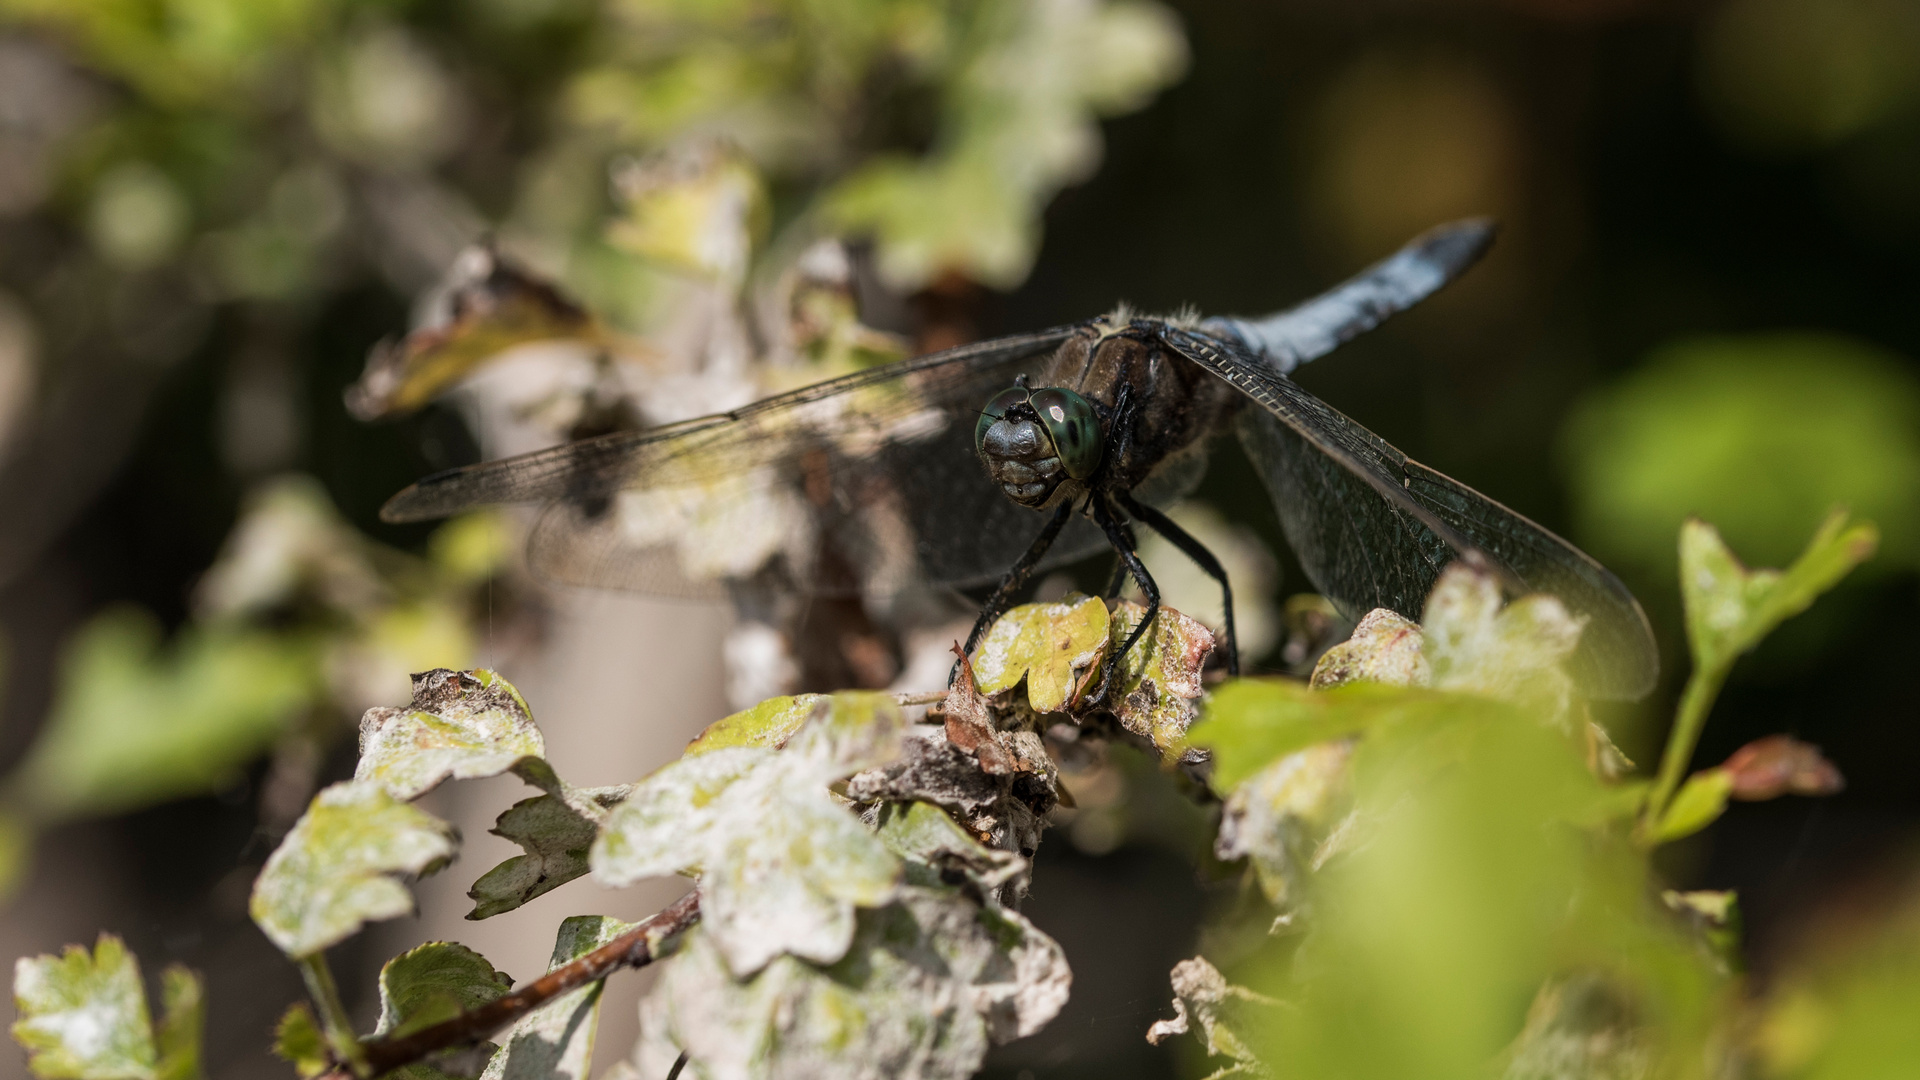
[1087,493,1158,706]
[1118,492,1239,676]
[1101,517,1139,597]
[954,501,1076,684]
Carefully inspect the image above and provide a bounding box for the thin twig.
[346,891,702,1079]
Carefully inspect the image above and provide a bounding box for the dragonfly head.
[975,381,1104,507]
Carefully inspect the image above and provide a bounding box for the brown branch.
[341,891,701,1080]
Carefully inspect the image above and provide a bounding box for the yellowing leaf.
[250,781,458,958]
[345,247,615,421]
[971,594,1109,713]
[685,695,824,757]
[355,669,546,801]
[11,935,155,1080]
[1104,602,1213,759]
[607,143,767,284]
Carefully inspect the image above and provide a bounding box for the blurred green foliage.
[1180,514,1910,1080]
[1562,334,1920,578]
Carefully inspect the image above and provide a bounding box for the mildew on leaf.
[250,781,458,958]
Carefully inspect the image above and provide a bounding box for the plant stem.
[352,891,701,1080]
[1644,663,1729,828]
[298,953,365,1074]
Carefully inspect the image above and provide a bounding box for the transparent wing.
[382,329,1108,599]
[1162,325,1658,701]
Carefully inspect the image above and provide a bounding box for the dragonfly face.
[974,380,1104,508]
[379,218,1661,702]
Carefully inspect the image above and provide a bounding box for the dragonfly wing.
[382,328,1107,598]
[1162,325,1658,701]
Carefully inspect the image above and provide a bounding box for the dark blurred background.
[1,0,1917,1078]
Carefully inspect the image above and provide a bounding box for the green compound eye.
[1028,387,1104,479]
[976,386,1030,455]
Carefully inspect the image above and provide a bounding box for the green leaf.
[355,669,547,802]
[683,695,824,757]
[1681,511,1878,675]
[822,0,1185,291]
[591,694,905,976]
[374,943,513,1040]
[0,807,30,902]
[970,594,1109,713]
[1563,334,1920,579]
[1191,679,1501,793]
[271,1004,328,1079]
[637,886,1070,1080]
[11,934,156,1080]
[479,917,632,1080]
[1647,769,1735,845]
[12,608,317,819]
[250,781,459,958]
[1104,602,1213,759]
[152,968,203,1080]
[467,787,629,920]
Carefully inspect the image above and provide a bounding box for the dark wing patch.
[1162,325,1657,701]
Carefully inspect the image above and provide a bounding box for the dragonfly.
[381,220,1658,701]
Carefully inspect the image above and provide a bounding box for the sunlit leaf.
[683,695,823,757]
[1191,679,1500,793]
[591,694,905,976]
[636,886,1070,1080]
[250,781,459,958]
[467,786,629,920]
[1103,602,1213,759]
[970,594,1109,713]
[355,669,547,802]
[1680,511,1878,674]
[479,917,633,1080]
[11,934,155,1080]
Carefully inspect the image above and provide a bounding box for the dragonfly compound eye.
[1028,387,1104,479]
[976,386,1032,456]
